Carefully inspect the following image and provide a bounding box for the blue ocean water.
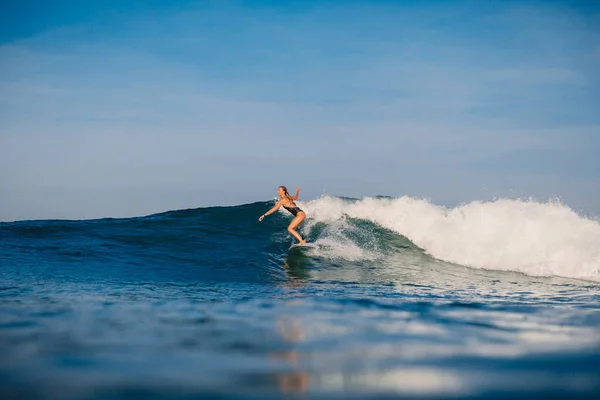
[1,196,599,399]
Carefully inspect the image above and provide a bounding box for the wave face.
[1,202,281,285]
[1,196,598,283]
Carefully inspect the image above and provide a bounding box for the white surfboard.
[288,242,315,251]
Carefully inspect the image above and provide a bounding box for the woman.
[259,186,307,245]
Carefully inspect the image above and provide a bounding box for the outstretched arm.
[291,187,300,200]
[259,200,282,221]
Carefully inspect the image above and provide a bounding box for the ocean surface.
[1,195,599,399]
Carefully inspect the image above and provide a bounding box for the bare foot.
[299,240,306,245]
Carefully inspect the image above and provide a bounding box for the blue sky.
[1,0,599,221]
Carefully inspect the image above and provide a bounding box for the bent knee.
[287,227,296,233]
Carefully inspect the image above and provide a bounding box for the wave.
[296,196,600,282]
[2,196,599,283]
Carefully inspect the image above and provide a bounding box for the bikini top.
[282,200,302,214]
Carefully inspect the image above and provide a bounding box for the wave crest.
[298,196,600,282]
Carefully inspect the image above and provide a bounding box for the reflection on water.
[276,254,311,395]
[271,318,310,397]
[284,253,312,281]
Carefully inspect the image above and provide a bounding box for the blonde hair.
[279,186,293,202]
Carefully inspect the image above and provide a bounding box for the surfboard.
[288,242,315,251]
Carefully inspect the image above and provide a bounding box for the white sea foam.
[307,216,381,262]
[296,196,600,282]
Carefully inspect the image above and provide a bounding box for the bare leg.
[288,212,306,244]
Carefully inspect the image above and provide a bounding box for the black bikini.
[283,204,303,217]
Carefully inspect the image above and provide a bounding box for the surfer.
[259,186,306,245]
